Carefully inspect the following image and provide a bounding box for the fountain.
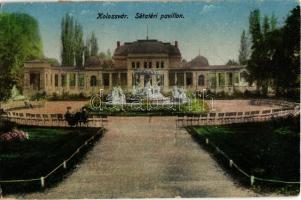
[171,86,188,103]
[143,81,169,102]
[11,85,25,100]
[106,87,126,104]
[104,82,188,106]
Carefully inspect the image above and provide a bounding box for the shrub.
[31,91,47,100]
[0,119,16,133]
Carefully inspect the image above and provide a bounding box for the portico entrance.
[132,69,164,88]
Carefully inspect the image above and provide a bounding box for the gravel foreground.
[10,116,259,198]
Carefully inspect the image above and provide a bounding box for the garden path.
[15,117,257,198]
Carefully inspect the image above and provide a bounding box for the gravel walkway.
[10,116,259,198]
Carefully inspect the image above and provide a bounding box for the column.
[127,70,132,89]
[216,73,219,89]
[184,72,187,88]
[75,73,78,89]
[66,73,70,91]
[163,71,168,87]
[174,72,177,86]
[192,72,197,89]
[140,75,144,87]
[118,72,121,86]
[109,73,112,88]
[99,71,103,88]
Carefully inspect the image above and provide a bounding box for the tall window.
[234,73,239,84]
[161,61,164,68]
[186,72,192,86]
[218,73,225,86]
[136,62,140,68]
[209,73,216,88]
[90,75,97,86]
[177,73,184,86]
[169,72,176,86]
[61,74,66,87]
[198,75,205,86]
[240,71,248,83]
[103,73,110,87]
[156,61,160,68]
[120,73,127,86]
[55,74,58,87]
[78,74,85,87]
[69,73,76,87]
[228,73,233,86]
[144,62,147,68]
[131,62,135,69]
[148,62,152,68]
[112,73,119,86]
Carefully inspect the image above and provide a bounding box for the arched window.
[198,75,205,86]
[90,75,97,87]
[240,71,248,83]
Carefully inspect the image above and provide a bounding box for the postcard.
[0,0,299,199]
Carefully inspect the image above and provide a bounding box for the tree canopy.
[246,6,300,98]
[0,13,43,100]
[61,14,99,67]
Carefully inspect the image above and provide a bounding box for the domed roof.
[85,56,103,67]
[185,55,209,68]
[114,39,181,57]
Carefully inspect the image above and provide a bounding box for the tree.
[74,22,84,68]
[247,9,269,95]
[84,37,91,64]
[61,14,75,66]
[270,13,277,31]
[246,6,300,98]
[90,32,98,56]
[226,59,239,65]
[0,13,43,100]
[271,6,300,96]
[106,49,112,59]
[238,30,249,65]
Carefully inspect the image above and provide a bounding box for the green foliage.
[0,13,43,100]
[238,30,250,65]
[0,127,99,193]
[194,115,300,191]
[86,98,207,115]
[61,14,75,66]
[90,31,98,56]
[42,58,59,66]
[247,6,300,98]
[0,119,17,132]
[226,59,239,66]
[49,92,88,101]
[61,14,99,68]
[74,22,84,68]
[31,91,47,100]
[84,37,91,64]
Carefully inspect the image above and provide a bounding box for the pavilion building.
[23,39,254,97]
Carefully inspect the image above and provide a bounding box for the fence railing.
[190,127,300,186]
[1,112,108,128]
[0,128,104,189]
[176,106,299,128]
[1,100,45,111]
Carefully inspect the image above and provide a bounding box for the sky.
[1,0,298,65]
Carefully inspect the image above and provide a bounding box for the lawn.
[0,125,101,193]
[86,99,208,116]
[192,115,300,193]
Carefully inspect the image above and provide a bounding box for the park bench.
[50,114,58,126]
[42,114,49,125]
[35,114,43,125]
